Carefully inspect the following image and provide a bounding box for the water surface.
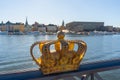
[0,34,120,79]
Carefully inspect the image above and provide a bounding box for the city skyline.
[0,0,120,26]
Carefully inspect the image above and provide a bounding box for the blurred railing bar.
[0,58,120,80]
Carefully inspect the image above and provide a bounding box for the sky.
[0,0,120,26]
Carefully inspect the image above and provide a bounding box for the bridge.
[0,58,120,80]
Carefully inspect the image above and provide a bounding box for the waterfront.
[0,34,120,79]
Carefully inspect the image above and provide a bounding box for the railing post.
[81,76,86,80]
[90,73,94,80]
[81,74,89,80]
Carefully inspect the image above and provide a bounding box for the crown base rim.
[40,65,79,75]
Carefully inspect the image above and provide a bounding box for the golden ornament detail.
[30,31,87,75]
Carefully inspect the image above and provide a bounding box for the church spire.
[25,17,28,27]
[59,20,65,31]
[62,20,64,27]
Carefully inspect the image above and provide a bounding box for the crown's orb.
[57,31,65,40]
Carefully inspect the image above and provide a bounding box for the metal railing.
[0,58,120,80]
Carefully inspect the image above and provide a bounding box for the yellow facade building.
[13,23,24,32]
[0,21,24,32]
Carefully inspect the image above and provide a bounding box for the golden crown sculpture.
[30,31,87,75]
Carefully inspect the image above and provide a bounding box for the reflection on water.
[0,34,120,79]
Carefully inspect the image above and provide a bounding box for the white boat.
[25,31,40,35]
[0,31,8,35]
